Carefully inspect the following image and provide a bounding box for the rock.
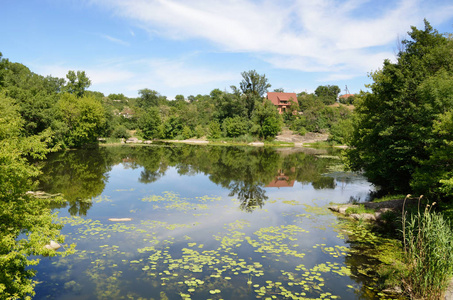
[126,137,139,143]
[108,218,132,222]
[445,278,453,300]
[44,240,61,250]
[248,142,264,146]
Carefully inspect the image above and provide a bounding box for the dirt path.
[275,128,329,144]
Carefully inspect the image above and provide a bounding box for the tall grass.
[402,195,453,299]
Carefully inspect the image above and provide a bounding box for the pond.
[33,144,376,300]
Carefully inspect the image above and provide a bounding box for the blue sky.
[2,0,453,99]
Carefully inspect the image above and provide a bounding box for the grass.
[402,195,453,299]
[371,194,406,203]
[344,204,375,216]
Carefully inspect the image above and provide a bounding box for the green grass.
[371,194,406,203]
[345,204,375,216]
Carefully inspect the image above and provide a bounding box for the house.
[339,93,355,100]
[266,92,298,114]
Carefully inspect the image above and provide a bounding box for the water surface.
[34,144,374,299]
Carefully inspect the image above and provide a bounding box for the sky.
[2,0,453,99]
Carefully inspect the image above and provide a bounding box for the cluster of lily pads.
[53,191,358,299]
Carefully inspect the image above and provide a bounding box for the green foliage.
[194,125,206,138]
[160,116,183,139]
[55,93,106,148]
[238,70,271,98]
[347,20,453,195]
[251,99,282,139]
[138,107,161,140]
[411,105,453,198]
[314,85,340,105]
[181,126,193,139]
[329,117,354,144]
[222,116,251,138]
[344,205,375,216]
[0,99,72,299]
[402,201,453,299]
[64,70,91,97]
[208,121,222,139]
[111,125,130,139]
[137,88,161,109]
[339,95,355,105]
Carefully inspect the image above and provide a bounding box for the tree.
[347,20,453,195]
[235,70,272,118]
[251,99,282,139]
[137,88,160,108]
[239,70,271,97]
[0,92,73,298]
[64,70,91,97]
[138,107,161,139]
[54,93,106,148]
[314,85,340,105]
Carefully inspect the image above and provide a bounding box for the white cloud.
[89,0,453,82]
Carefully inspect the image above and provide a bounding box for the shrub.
[222,116,250,138]
[181,126,193,139]
[111,125,130,139]
[208,121,221,139]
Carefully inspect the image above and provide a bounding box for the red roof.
[339,94,354,98]
[267,92,298,106]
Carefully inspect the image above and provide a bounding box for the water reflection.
[32,145,384,300]
[38,145,343,215]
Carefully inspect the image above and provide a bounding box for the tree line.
[0,57,353,148]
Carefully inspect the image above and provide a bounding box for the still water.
[34,144,374,300]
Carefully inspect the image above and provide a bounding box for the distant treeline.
[0,56,354,148]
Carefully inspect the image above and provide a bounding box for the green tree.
[222,116,250,137]
[138,107,161,139]
[55,93,106,148]
[137,89,164,109]
[251,99,282,139]
[0,93,73,298]
[234,70,271,118]
[239,70,271,97]
[64,70,91,97]
[347,20,453,195]
[314,85,340,105]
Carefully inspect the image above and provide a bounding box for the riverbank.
[329,197,453,300]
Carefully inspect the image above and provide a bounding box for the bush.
[208,121,221,139]
[223,116,250,138]
[402,197,453,299]
[329,117,353,144]
[194,125,206,138]
[111,125,130,139]
[181,126,193,139]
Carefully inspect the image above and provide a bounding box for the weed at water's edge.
[402,195,453,299]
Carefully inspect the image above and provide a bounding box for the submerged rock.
[44,240,61,250]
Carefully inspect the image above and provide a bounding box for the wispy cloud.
[90,0,453,81]
[100,34,130,46]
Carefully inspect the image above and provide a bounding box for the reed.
[402,195,453,299]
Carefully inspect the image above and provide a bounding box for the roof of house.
[267,92,298,106]
[339,93,355,98]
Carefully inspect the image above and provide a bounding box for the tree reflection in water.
[38,144,341,215]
